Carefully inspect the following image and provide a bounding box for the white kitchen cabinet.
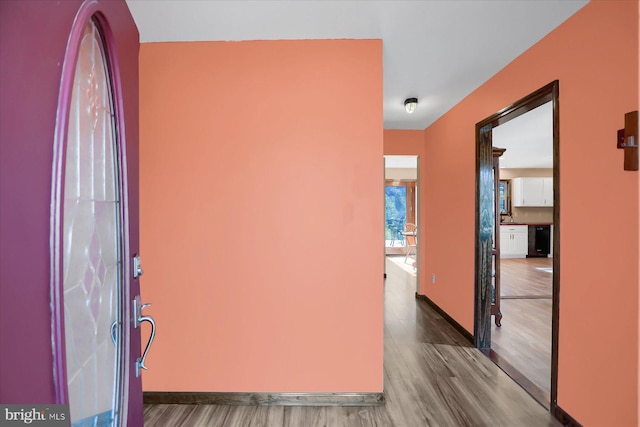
[512,177,553,207]
[500,225,528,258]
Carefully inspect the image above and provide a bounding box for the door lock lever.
[133,255,143,279]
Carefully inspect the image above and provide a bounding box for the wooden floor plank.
[175,405,231,427]
[500,258,552,298]
[222,406,284,427]
[144,258,560,426]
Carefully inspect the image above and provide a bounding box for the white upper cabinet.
[512,177,553,207]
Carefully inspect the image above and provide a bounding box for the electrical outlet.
[432,274,436,283]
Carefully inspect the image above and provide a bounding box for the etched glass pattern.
[63,19,121,426]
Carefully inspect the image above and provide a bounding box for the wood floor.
[144,259,560,427]
[499,258,552,298]
[492,258,553,398]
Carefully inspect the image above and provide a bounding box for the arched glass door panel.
[62,18,123,426]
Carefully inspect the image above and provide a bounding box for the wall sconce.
[404,98,418,113]
[617,110,638,171]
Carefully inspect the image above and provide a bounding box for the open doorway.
[474,82,560,411]
[492,100,554,405]
[384,155,418,291]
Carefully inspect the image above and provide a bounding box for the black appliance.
[527,225,551,257]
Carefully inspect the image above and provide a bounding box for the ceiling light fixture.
[404,98,418,113]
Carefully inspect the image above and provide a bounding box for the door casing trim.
[473,80,560,411]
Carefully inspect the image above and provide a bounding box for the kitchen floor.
[492,257,553,401]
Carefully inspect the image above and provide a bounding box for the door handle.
[133,295,156,378]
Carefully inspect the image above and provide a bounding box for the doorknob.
[133,295,156,378]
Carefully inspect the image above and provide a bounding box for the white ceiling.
[493,101,553,169]
[385,155,417,169]
[125,0,587,130]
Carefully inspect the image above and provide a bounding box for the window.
[499,179,511,215]
[385,181,416,248]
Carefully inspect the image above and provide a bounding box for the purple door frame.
[0,1,141,424]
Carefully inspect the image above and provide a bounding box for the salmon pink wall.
[383,129,425,156]
[421,1,638,425]
[139,40,383,392]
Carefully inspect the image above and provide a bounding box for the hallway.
[144,259,560,426]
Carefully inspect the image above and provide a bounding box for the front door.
[49,3,150,426]
[0,1,143,418]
